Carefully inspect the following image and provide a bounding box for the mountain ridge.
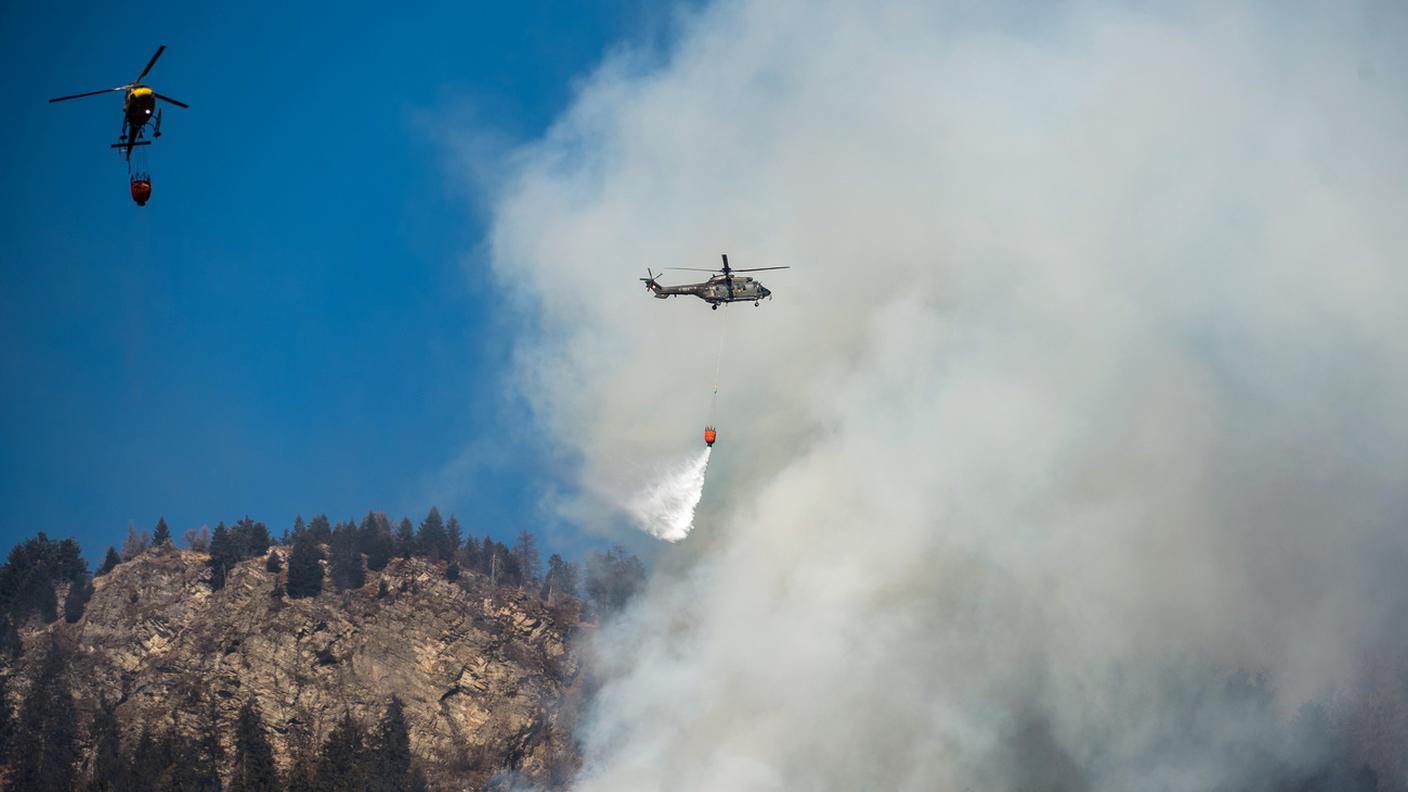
[4,544,583,790]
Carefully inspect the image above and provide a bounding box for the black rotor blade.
[49,88,122,103]
[154,93,189,108]
[136,45,166,83]
[730,266,790,272]
[665,267,723,272]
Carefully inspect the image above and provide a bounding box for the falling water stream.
[624,447,712,542]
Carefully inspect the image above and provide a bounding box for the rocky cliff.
[7,546,583,790]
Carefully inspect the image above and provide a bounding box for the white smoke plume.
[480,1,1408,789]
[623,447,712,542]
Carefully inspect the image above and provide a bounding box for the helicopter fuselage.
[639,254,787,308]
[647,275,772,306]
[123,86,157,129]
[114,87,162,160]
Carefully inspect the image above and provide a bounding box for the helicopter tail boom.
[641,269,672,298]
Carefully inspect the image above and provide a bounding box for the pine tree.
[481,537,498,582]
[53,535,85,580]
[229,700,278,792]
[208,522,233,590]
[498,544,523,588]
[0,674,12,768]
[153,517,172,547]
[511,530,541,587]
[544,554,579,601]
[35,579,60,623]
[279,718,320,791]
[291,515,307,543]
[129,723,187,789]
[192,699,224,792]
[396,518,415,560]
[278,518,297,546]
[0,533,88,627]
[446,515,463,556]
[265,549,282,573]
[124,726,160,790]
[445,561,460,582]
[231,517,271,559]
[86,702,123,791]
[55,537,86,582]
[416,507,449,562]
[356,512,375,549]
[307,514,332,544]
[285,760,317,792]
[286,531,324,599]
[585,545,647,614]
[162,725,207,792]
[360,512,394,572]
[330,522,365,591]
[12,638,80,791]
[97,546,122,577]
[461,532,481,571]
[63,575,93,623]
[313,710,368,791]
[0,616,20,660]
[368,697,413,791]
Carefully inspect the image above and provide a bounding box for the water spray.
[625,447,712,542]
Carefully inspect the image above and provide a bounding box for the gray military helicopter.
[640,254,789,309]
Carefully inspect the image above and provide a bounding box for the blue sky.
[0,1,668,562]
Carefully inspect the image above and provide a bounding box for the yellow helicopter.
[49,46,188,161]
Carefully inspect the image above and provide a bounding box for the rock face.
[11,547,581,790]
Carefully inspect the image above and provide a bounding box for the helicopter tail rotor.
[641,269,672,298]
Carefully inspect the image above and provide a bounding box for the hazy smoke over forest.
[484,1,1408,789]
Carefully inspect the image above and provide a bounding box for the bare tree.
[183,525,211,552]
[121,522,150,560]
[511,531,541,587]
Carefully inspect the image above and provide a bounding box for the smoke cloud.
[481,1,1408,789]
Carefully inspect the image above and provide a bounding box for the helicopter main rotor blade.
[136,45,166,83]
[729,266,790,272]
[154,93,189,108]
[49,87,124,103]
[665,267,723,273]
